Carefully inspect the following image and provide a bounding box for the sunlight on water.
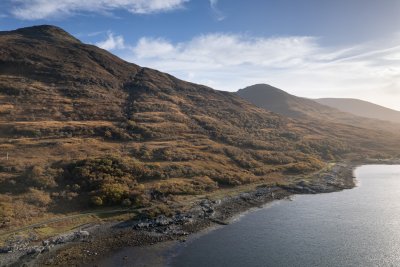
[171,165,400,267]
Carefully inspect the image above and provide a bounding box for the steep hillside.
[316,98,400,124]
[0,26,399,228]
[237,84,400,132]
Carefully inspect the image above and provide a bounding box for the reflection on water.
[170,165,400,267]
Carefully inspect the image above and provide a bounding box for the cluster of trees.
[64,157,140,206]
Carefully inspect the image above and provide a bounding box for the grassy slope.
[0,26,400,232]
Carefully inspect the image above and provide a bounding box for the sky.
[1,0,400,110]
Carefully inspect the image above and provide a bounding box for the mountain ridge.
[1,25,400,230]
[315,98,400,124]
[237,84,400,132]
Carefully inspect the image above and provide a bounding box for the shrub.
[121,198,132,207]
[144,204,173,218]
[191,176,218,192]
[27,166,58,189]
[98,183,130,204]
[24,188,52,206]
[284,161,323,174]
[91,196,103,206]
[104,130,112,138]
[0,201,12,228]
[139,145,152,160]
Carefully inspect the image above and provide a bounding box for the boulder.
[155,215,172,226]
[135,222,151,229]
[26,246,44,255]
[77,230,90,239]
[0,246,12,253]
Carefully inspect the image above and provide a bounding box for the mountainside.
[1,26,400,228]
[315,98,400,124]
[237,84,341,119]
[237,84,400,132]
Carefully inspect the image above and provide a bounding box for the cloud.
[132,34,318,68]
[96,32,125,50]
[133,37,176,57]
[124,33,400,110]
[9,0,189,20]
[87,31,106,37]
[209,0,225,21]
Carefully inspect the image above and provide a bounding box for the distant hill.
[237,84,400,132]
[315,98,400,124]
[237,84,342,120]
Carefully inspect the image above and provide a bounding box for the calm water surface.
[170,165,400,267]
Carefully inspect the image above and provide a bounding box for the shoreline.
[90,197,292,267]
[3,159,400,266]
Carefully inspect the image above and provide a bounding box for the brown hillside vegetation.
[0,25,400,228]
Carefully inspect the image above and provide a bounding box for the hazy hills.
[315,98,400,124]
[237,84,400,132]
[0,25,399,227]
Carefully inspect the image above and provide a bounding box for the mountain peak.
[238,84,290,97]
[9,25,81,43]
[237,84,291,109]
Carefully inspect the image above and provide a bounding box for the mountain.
[1,25,400,228]
[315,98,400,124]
[237,84,400,132]
[237,84,343,119]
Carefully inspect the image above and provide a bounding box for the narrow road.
[0,209,134,237]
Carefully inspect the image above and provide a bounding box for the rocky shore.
[29,186,292,267]
[2,160,392,266]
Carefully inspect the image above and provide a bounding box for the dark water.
[170,165,400,267]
